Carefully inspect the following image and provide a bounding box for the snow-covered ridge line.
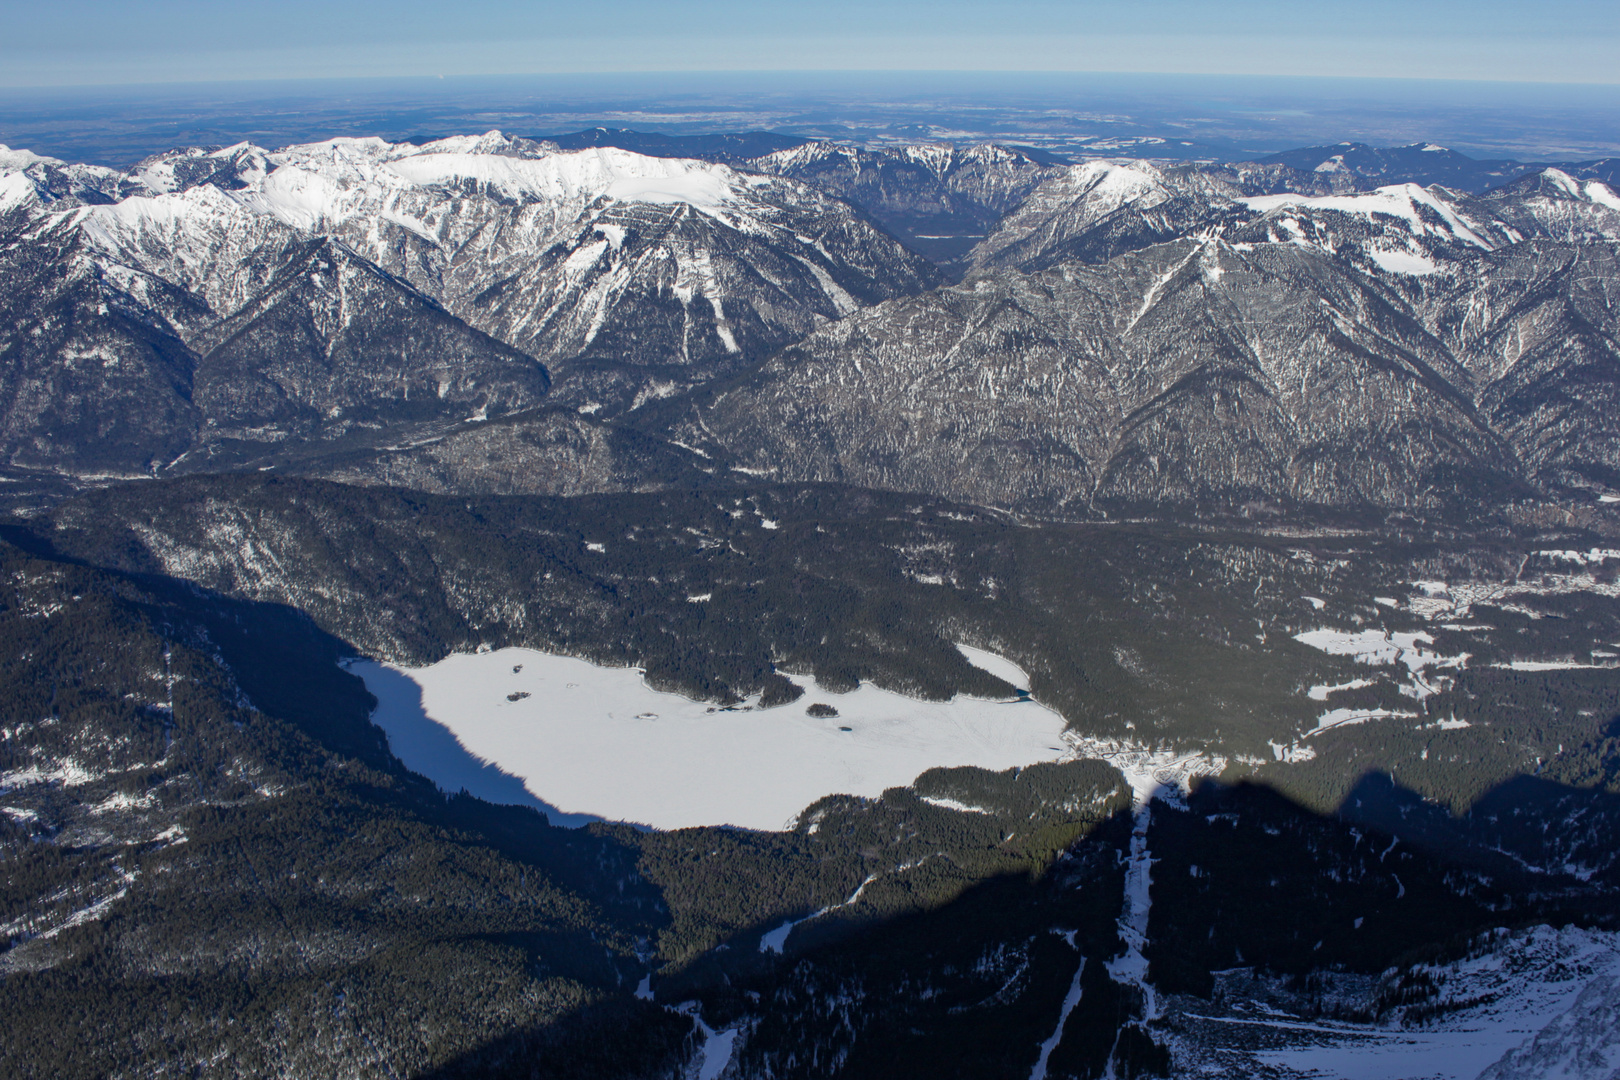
[1243,183,1496,249]
[73,134,751,236]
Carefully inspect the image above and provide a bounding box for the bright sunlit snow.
[1293,628,1469,690]
[954,642,1031,691]
[1242,184,1492,248]
[349,647,1070,831]
[1242,926,1620,1080]
[1368,249,1438,275]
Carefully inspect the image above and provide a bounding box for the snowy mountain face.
[541,126,810,162]
[973,159,1620,278]
[0,145,132,213]
[672,162,1620,513]
[241,133,937,399]
[968,159,1241,272]
[5,134,1620,503]
[0,133,936,474]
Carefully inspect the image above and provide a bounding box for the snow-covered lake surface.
[347,645,1069,831]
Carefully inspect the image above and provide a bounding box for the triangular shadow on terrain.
[1334,764,1620,888]
[350,660,606,829]
[425,806,1145,1080]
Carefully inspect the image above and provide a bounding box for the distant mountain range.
[5,131,1616,513]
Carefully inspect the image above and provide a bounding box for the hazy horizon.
[4,69,1619,168]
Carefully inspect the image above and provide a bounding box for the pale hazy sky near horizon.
[2,0,1616,88]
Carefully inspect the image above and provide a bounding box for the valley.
[0,124,1617,1079]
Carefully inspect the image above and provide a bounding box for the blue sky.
[2,0,1616,87]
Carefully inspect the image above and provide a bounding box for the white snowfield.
[1243,184,1494,249]
[1293,627,1469,699]
[3,132,781,320]
[0,171,37,214]
[69,134,750,240]
[349,644,1066,831]
[1237,172,1620,276]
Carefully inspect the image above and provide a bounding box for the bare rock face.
[191,238,548,441]
[0,225,207,474]
[0,214,545,475]
[1414,241,1620,492]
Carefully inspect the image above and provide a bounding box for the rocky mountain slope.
[746,141,1058,269]
[7,134,1619,513]
[0,133,937,480]
[673,167,1620,513]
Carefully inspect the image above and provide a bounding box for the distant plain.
[5,70,1620,167]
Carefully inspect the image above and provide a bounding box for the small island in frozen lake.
[347,645,1071,830]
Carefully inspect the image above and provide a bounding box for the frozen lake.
[347,645,1071,830]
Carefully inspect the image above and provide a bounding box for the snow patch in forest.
[350,647,1070,831]
[1294,628,1468,700]
[1307,707,1419,735]
[1307,678,1375,701]
[955,643,1031,692]
[918,795,992,814]
[1368,249,1437,275]
[759,873,876,954]
[0,759,103,792]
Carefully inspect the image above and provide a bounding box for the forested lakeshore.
[0,474,1616,1077]
[0,513,1140,1078]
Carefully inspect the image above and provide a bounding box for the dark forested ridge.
[0,473,1615,1076]
[28,474,1618,780]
